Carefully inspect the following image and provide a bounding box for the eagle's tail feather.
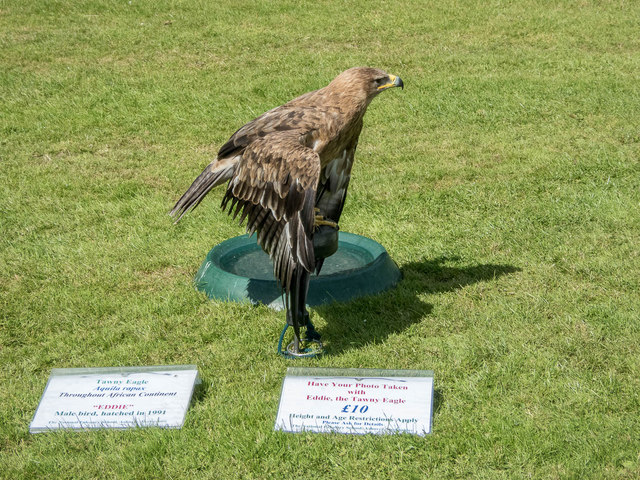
[170,157,237,223]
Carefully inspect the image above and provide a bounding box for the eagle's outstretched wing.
[170,106,320,222]
[221,131,320,292]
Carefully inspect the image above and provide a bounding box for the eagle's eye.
[373,76,387,87]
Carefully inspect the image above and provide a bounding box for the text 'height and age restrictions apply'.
[275,367,434,435]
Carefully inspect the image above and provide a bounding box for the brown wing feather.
[217,105,324,159]
[221,131,320,292]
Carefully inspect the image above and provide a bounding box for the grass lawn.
[1,0,639,478]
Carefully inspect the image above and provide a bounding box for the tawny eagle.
[171,67,403,354]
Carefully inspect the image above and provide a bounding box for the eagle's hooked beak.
[378,74,404,91]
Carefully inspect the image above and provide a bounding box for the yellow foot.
[314,208,339,229]
[315,217,339,228]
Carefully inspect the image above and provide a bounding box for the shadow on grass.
[315,256,520,355]
[433,389,444,416]
[191,379,210,405]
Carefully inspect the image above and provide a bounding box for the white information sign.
[275,367,434,436]
[30,365,200,433]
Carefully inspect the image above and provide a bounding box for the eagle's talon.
[314,214,339,230]
[305,323,322,342]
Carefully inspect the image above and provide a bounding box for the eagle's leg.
[282,225,337,355]
[286,268,312,354]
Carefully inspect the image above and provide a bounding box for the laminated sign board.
[275,367,434,435]
[30,365,200,433]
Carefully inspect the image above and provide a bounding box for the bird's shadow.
[313,256,521,355]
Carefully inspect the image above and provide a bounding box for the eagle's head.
[329,67,404,105]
